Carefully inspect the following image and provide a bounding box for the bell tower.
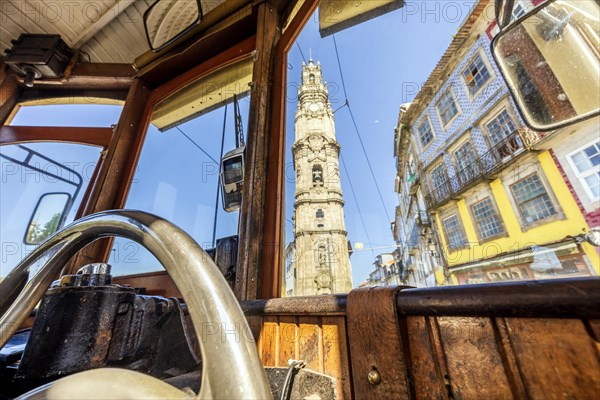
[290,60,353,296]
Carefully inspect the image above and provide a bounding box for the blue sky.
[1,3,471,286]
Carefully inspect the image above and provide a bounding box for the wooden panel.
[112,271,181,298]
[505,318,600,399]
[0,125,112,147]
[347,287,411,399]
[256,315,352,399]
[278,316,297,364]
[322,316,352,399]
[437,317,514,399]
[406,316,447,399]
[259,316,279,367]
[299,316,321,369]
[0,73,20,125]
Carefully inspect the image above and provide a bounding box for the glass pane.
[282,3,466,294]
[109,97,249,276]
[1,143,101,277]
[10,104,122,127]
[584,173,600,198]
[472,198,504,239]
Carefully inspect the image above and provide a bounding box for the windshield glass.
[109,97,249,276]
[1,105,121,277]
[281,0,599,296]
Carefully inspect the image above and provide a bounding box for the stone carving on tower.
[288,59,353,296]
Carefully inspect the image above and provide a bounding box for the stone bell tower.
[290,60,353,296]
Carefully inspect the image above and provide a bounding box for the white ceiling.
[0,0,224,64]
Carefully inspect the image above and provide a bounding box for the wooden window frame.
[461,49,494,100]
[416,115,435,150]
[441,213,468,251]
[435,87,461,129]
[469,196,507,242]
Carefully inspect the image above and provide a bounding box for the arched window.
[318,243,327,266]
[316,209,324,218]
[312,164,323,186]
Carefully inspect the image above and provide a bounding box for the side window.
[110,96,250,276]
[1,143,102,276]
[1,104,120,278]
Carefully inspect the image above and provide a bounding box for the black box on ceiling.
[4,34,73,85]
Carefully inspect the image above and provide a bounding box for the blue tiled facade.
[413,35,524,173]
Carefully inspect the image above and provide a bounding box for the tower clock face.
[308,103,320,113]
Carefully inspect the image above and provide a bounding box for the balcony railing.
[424,128,544,209]
[416,210,431,227]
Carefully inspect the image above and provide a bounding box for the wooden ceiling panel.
[0,0,228,64]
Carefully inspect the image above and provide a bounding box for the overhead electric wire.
[341,154,375,258]
[177,126,219,164]
[296,42,307,64]
[332,35,392,224]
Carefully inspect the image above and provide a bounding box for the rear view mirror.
[221,146,245,213]
[144,0,202,52]
[24,193,71,244]
[492,0,600,131]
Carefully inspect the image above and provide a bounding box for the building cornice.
[400,0,492,126]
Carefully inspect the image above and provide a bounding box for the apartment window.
[511,173,557,224]
[455,141,479,184]
[568,140,600,200]
[462,54,491,96]
[437,90,459,126]
[431,163,450,200]
[472,198,504,239]
[486,109,517,145]
[512,3,526,19]
[442,214,467,249]
[417,118,435,147]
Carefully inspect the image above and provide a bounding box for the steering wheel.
[0,210,271,399]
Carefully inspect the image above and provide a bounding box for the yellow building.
[398,0,598,285]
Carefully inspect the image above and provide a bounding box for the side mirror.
[24,193,71,245]
[492,0,600,131]
[143,0,203,52]
[221,146,245,213]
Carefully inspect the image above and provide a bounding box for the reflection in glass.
[494,0,600,129]
[25,193,70,244]
[144,0,201,51]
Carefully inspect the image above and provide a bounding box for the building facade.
[391,104,445,288]
[542,117,600,259]
[287,60,353,296]
[397,0,599,285]
[365,253,402,287]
